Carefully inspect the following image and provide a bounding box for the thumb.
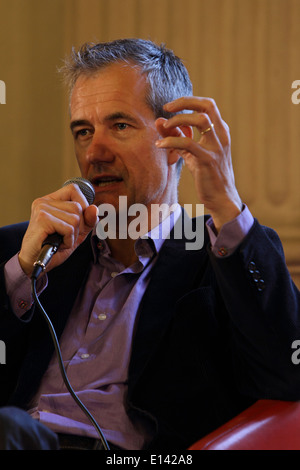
[83,204,99,232]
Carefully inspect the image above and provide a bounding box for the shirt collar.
[91,203,182,264]
[140,203,181,253]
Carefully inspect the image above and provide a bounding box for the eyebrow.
[70,119,90,133]
[104,112,139,125]
[70,112,139,133]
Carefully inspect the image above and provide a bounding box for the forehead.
[70,63,152,119]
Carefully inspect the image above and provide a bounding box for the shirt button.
[80,353,90,359]
[98,313,107,321]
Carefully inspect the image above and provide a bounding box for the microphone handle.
[32,233,63,280]
[42,232,64,248]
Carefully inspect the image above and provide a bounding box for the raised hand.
[155,97,242,232]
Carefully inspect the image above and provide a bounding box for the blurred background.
[0,0,299,286]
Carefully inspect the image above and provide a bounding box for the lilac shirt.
[4,205,253,449]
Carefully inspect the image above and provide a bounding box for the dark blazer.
[0,216,299,450]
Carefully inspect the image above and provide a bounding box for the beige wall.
[0,0,299,287]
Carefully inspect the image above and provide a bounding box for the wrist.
[18,252,35,277]
[210,199,243,233]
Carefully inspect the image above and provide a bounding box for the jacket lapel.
[128,213,210,390]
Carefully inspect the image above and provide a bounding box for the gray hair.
[60,38,193,177]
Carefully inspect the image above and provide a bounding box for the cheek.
[133,147,168,182]
[150,147,170,174]
[139,150,169,191]
[74,149,88,173]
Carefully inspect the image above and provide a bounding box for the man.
[0,38,299,450]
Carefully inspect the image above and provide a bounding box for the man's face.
[70,63,176,212]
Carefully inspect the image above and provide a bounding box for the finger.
[49,203,99,243]
[83,205,99,231]
[54,204,98,249]
[31,190,96,247]
[30,203,81,248]
[164,96,221,118]
[32,198,84,230]
[31,183,92,242]
[155,135,211,163]
[155,117,185,138]
[164,97,229,143]
[47,183,90,209]
[19,196,98,276]
[161,113,219,147]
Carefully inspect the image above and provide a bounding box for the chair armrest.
[189,400,300,450]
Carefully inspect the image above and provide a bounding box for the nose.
[86,128,115,165]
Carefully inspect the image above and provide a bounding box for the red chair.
[189,400,300,450]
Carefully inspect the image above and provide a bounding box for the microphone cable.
[31,276,110,451]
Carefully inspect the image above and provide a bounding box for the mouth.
[91,175,123,188]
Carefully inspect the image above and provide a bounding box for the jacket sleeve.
[208,218,300,400]
[0,222,33,331]
[0,222,36,404]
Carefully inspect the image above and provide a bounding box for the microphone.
[31,177,95,280]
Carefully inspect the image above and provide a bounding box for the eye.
[75,128,92,139]
[115,122,130,131]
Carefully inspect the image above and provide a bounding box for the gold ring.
[200,123,214,135]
